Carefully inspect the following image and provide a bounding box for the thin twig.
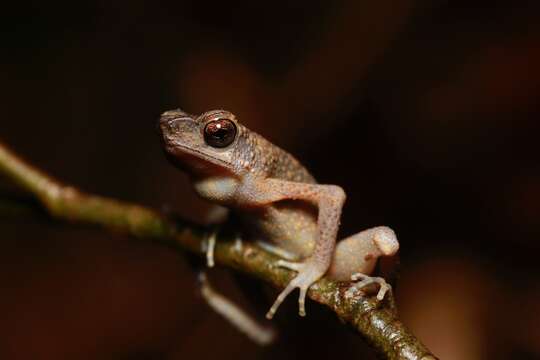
[0,142,437,360]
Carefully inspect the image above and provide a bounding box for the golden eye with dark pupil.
[203,119,237,148]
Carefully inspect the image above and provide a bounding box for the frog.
[158,109,399,320]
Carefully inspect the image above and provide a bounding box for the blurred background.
[1,1,539,359]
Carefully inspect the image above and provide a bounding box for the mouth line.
[169,142,232,169]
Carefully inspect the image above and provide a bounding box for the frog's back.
[233,125,316,184]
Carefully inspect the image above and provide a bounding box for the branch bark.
[0,142,437,360]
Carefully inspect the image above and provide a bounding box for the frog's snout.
[158,110,191,137]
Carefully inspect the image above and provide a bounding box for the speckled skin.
[159,109,399,318]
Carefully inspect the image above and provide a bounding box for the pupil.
[204,119,236,148]
[212,128,227,139]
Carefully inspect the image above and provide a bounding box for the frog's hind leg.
[199,273,276,346]
[328,226,399,300]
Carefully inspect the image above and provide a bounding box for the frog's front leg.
[238,178,346,319]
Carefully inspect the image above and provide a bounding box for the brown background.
[1,1,539,359]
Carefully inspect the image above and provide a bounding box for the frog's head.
[158,109,241,176]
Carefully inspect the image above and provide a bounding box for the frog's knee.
[372,226,399,256]
[328,226,399,281]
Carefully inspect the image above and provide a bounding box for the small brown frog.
[158,109,399,319]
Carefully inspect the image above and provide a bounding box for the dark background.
[1,1,539,359]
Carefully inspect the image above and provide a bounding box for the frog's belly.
[240,201,318,259]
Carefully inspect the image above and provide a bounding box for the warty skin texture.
[159,109,399,318]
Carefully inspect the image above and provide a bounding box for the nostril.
[159,114,173,126]
[158,118,177,137]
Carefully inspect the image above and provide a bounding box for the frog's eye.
[203,118,237,148]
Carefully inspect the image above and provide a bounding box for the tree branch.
[0,142,437,360]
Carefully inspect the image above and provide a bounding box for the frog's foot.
[266,261,323,319]
[350,273,391,301]
[204,230,217,268]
